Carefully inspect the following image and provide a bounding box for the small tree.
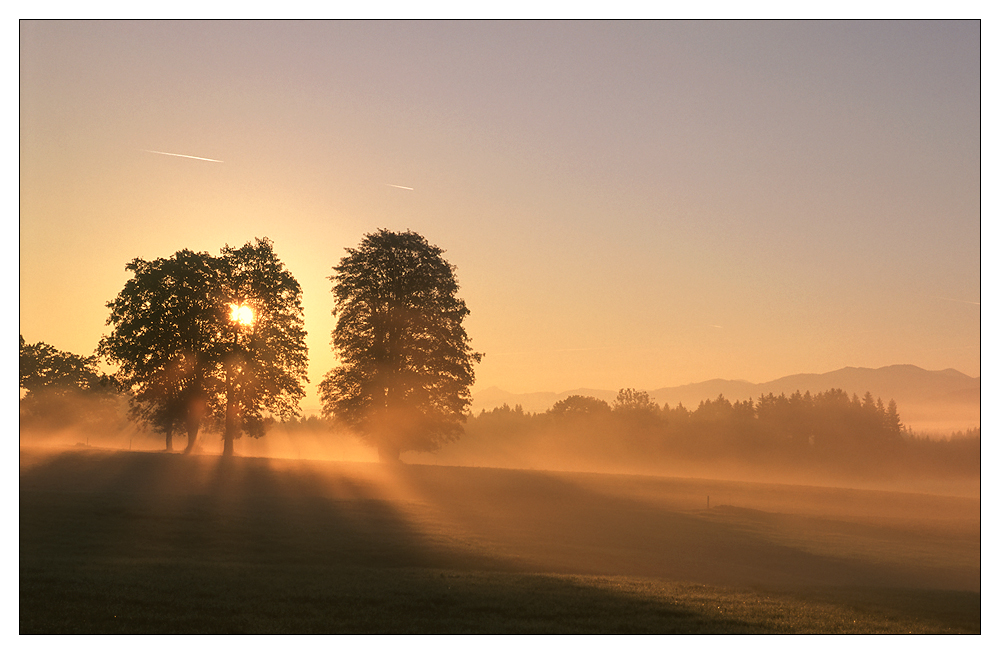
[320,229,481,462]
[20,336,104,394]
[884,399,902,435]
[20,336,120,432]
[613,388,658,413]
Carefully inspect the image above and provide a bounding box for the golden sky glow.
[18,21,982,415]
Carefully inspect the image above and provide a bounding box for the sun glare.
[229,303,255,326]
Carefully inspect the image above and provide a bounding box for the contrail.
[931,296,980,306]
[386,184,414,191]
[143,149,223,163]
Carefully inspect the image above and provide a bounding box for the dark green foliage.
[99,239,308,454]
[320,229,481,461]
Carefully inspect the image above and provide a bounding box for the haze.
[18,21,981,416]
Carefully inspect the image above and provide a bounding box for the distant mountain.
[472,365,980,434]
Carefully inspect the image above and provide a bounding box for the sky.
[18,20,981,415]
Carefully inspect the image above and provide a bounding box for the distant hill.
[472,365,980,434]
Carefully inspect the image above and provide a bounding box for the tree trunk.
[223,407,236,456]
[165,426,173,452]
[223,395,237,457]
[183,423,199,454]
[222,361,237,457]
[377,442,400,463]
[184,392,205,455]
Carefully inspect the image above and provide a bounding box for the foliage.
[20,335,107,394]
[320,229,481,461]
[99,250,223,451]
[548,395,611,417]
[214,239,309,451]
[613,388,659,413]
[99,238,308,454]
[460,388,979,481]
[19,336,122,432]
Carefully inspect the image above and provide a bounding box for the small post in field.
[707,495,710,510]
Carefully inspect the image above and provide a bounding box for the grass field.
[19,446,980,634]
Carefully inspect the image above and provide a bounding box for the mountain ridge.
[473,365,980,434]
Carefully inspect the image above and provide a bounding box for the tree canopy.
[99,238,308,454]
[20,335,106,394]
[548,395,612,417]
[613,388,659,414]
[319,229,481,462]
[214,239,309,453]
[455,387,975,481]
[19,336,120,432]
[99,249,222,451]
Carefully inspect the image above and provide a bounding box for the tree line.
[19,228,979,477]
[466,388,979,480]
[20,231,479,461]
[19,335,123,435]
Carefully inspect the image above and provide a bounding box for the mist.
[17,301,980,633]
[20,382,979,499]
[411,394,980,498]
[19,19,980,633]
[19,382,980,633]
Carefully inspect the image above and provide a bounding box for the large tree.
[99,239,308,455]
[320,229,481,462]
[214,238,309,456]
[99,250,223,452]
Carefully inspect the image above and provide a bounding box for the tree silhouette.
[20,335,105,394]
[548,395,612,417]
[20,336,120,432]
[885,399,902,434]
[100,250,223,452]
[320,229,481,462]
[99,239,308,455]
[613,388,659,414]
[214,239,309,456]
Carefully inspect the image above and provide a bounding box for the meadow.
[19,446,979,634]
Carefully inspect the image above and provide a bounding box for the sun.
[229,303,255,326]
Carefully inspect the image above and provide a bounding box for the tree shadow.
[19,449,979,633]
[382,462,980,591]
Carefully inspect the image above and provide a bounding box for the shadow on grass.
[384,463,980,592]
[20,449,980,634]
